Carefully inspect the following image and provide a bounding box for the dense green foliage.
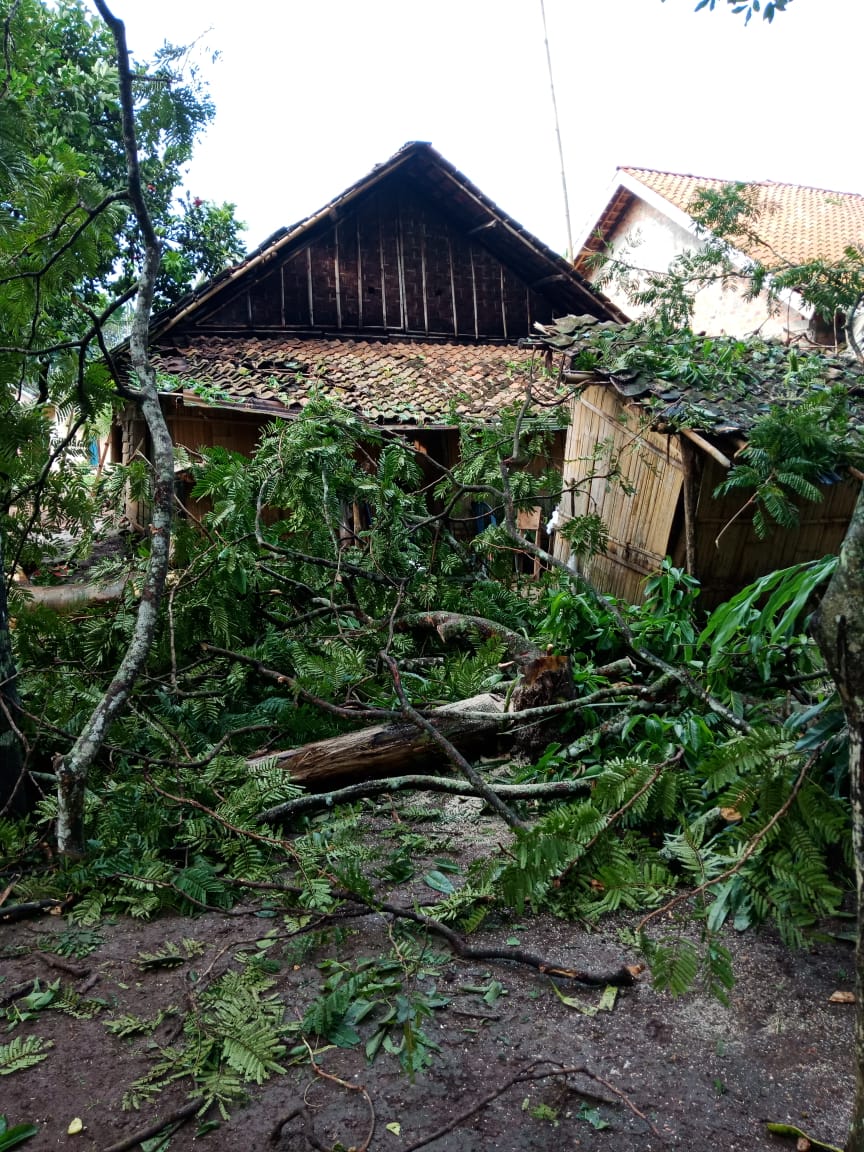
[0,0,247,813]
[2,397,850,1034]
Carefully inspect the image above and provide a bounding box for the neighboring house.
[573,168,864,342]
[114,142,624,530]
[536,316,863,609]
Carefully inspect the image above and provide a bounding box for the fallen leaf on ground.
[828,990,855,1004]
[551,982,618,1016]
[66,1119,84,1136]
[385,1122,402,1136]
[765,1122,842,1151]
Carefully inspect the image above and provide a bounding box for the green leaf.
[765,1123,842,1151]
[365,1028,387,1061]
[550,982,618,1016]
[422,871,455,895]
[483,980,505,1005]
[577,1103,610,1130]
[0,1118,39,1152]
[0,1037,53,1076]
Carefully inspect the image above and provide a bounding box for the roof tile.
[622,167,864,266]
[152,336,555,424]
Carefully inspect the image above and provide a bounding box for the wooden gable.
[160,143,622,345]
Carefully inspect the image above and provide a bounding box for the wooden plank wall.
[189,183,555,342]
[554,385,684,603]
[676,457,860,609]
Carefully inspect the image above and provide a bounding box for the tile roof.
[621,167,864,266]
[152,336,557,424]
[529,315,864,436]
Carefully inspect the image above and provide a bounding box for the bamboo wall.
[554,384,684,603]
[116,400,463,527]
[676,456,859,609]
[554,384,860,608]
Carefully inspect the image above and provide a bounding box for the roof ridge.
[620,165,864,200]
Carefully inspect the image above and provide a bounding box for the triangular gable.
[155,142,625,343]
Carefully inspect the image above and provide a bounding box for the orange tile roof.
[152,336,558,424]
[621,167,864,266]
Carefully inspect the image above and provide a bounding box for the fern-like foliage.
[0,1036,53,1076]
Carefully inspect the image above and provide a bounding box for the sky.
[96,0,862,258]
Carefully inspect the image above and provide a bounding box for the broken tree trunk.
[15,578,127,612]
[247,692,504,785]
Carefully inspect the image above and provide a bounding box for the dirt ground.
[0,804,857,1152]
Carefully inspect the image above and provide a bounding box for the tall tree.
[0,0,243,818]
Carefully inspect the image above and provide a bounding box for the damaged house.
[536,317,864,608]
[114,142,624,538]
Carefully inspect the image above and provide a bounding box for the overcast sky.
[97,0,861,257]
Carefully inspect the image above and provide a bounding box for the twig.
[229,878,637,988]
[0,897,71,923]
[380,650,526,832]
[401,1058,662,1151]
[37,952,89,979]
[302,1040,376,1152]
[201,642,401,722]
[269,1104,304,1144]
[258,773,594,823]
[100,1099,204,1152]
[558,750,682,882]
[142,772,302,863]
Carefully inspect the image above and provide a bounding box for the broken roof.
[152,335,558,426]
[529,315,864,438]
[575,166,864,274]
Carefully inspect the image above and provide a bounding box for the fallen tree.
[247,691,505,784]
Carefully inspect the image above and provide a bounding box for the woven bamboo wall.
[554,384,684,603]
[555,385,860,608]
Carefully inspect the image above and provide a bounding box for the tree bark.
[248,692,505,785]
[258,773,593,824]
[55,4,173,855]
[812,492,864,1152]
[0,528,26,815]
[15,577,126,611]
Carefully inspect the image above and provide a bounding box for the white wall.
[586,197,810,341]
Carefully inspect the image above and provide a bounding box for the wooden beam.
[680,427,731,470]
[356,217,363,329]
[467,219,497,235]
[448,232,458,338]
[531,273,567,288]
[470,246,479,339]
[306,248,314,327]
[420,210,429,334]
[679,436,698,576]
[333,221,342,330]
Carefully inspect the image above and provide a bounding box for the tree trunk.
[15,577,126,611]
[248,692,505,785]
[0,529,26,816]
[55,4,173,855]
[812,492,864,1152]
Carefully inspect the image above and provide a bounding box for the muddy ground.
[0,802,856,1152]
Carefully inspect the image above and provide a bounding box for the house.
[114,142,625,531]
[533,316,864,609]
[573,168,864,342]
